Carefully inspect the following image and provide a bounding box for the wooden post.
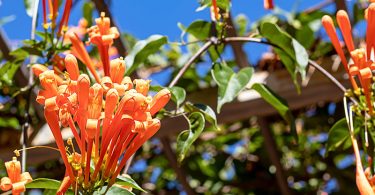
[258,117,293,195]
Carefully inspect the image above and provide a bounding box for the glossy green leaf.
[182,20,211,40]
[259,22,308,92]
[185,102,219,130]
[93,186,134,195]
[235,14,249,36]
[26,178,61,190]
[325,118,350,156]
[0,117,20,129]
[197,0,231,11]
[169,86,186,108]
[211,63,253,113]
[23,0,36,17]
[177,112,205,162]
[125,35,168,75]
[0,62,21,85]
[106,186,134,195]
[116,175,146,192]
[251,83,297,139]
[83,1,94,26]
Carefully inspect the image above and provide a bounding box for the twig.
[21,0,40,175]
[304,0,333,14]
[168,39,214,88]
[124,38,214,174]
[307,60,347,93]
[223,37,278,47]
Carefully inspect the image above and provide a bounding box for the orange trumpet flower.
[322,5,375,114]
[33,50,171,192]
[57,0,73,37]
[264,0,274,10]
[68,32,101,83]
[0,157,33,195]
[87,12,120,76]
[28,12,171,193]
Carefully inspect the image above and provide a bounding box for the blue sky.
[0,0,339,66]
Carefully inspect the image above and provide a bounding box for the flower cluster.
[0,157,32,195]
[322,5,375,115]
[322,4,375,194]
[22,13,170,193]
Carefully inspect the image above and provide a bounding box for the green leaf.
[26,178,61,190]
[94,186,134,195]
[0,117,20,129]
[235,14,249,36]
[83,1,94,26]
[106,186,134,195]
[177,112,205,162]
[325,118,351,156]
[182,20,211,40]
[251,83,297,140]
[23,0,36,17]
[0,62,21,85]
[259,22,308,92]
[116,175,146,192]
[211,63,253,113]
[353,2,365,25]
[197,0,231,11]
[169,86,186,108]
[185,102,219,130]
[125,35,168,75]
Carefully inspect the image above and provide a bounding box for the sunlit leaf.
[185,102,219,130]
[251,83,297,140]
[325,118,351,156]
[83,1,95,26]
[93,186,134,195]
[211,63,253,113]
[181,20,211,41]
[26,178,61,190]
[116,175,146,192]
[23,0,36,17]
[197,0,231,11]
[259,22,308,92]
[169,86,186,108]
[125,35,167,75]
[0,62,21,85]
[177,112,205,162]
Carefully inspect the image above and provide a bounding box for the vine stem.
[123,39,215,176]
[22,0,40,175]
[168,39,214,88]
